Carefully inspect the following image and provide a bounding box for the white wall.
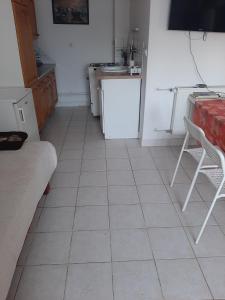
[141,0,225,145]
[35,0,114,106]
[0,1,23,87]
[115,0,130,40]
[114,0,130,63]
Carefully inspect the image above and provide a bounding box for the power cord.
[188,31,208,87]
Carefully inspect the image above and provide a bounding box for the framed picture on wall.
[52,0,89,25]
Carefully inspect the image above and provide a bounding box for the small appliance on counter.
[129,66,142,76]
[88,63,118,117]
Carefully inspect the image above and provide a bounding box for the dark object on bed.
[0,132,28,151]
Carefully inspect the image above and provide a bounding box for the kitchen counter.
[37,64,55,79]
[96,69,142,80]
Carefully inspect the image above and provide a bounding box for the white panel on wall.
[35,0,114,106]
[141,0,225,145]
[0,1,24,87]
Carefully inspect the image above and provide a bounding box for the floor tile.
[211,201,225,225]
[167,183,202,204]
[133,170,163,185]
[77,187,108,206]
[36,207,75,232]
[150,146,174,158]
[157,259,212,300]
[17,234,34,266]
[149,227,194,259]
[28,208,43,233]
[56,160,81,173]
[106,147,128,158]
[83,148,106,159]
[74,206,109,230]
[45,188,77,207]
[196,183,216,202]
[160,169,190,185]
[59,149,83,160]
[174,202,217,227]
[106,158,131,171]
[82,159,106,172]
[111,229,152,261]
[51,172,80,188]
[113,261,163,300]
[70,230,111,263]
[130,157,156,170]
[185,226,225,257]
[7,267,23,300]
[15,265,67,300]
[137,184,171,203]
[79,171,107,187]
[142,203,181,227]
[199,257,225,299]
[64,263,113,300]
[128,147,151,159]
[107,171,135,186]
[26,232,71,265]
[108,185,139,205]
[109,205,145,229]
[153,156,178,170]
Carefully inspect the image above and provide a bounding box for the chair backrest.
[200,134,225,172]
[184,116,205,143]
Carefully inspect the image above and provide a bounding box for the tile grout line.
[105,143,115,300]
[127,144,166,300]
[62,109,88,300]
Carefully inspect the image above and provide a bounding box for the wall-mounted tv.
[169,0,225,33]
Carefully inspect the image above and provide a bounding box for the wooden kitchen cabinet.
[32,70,58,131]
[28,0,39,39]
[12,1,38,87]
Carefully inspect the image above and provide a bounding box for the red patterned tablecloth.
[193,99,225,152]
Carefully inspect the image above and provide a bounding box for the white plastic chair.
[170,116,217,188]
[183,133,225,244]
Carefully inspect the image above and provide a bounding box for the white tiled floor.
[7,107,225,300]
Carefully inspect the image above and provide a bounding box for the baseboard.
[57,92,89,107]
[141,137,184,147]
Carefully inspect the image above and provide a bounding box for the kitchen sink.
[101,66,128,73]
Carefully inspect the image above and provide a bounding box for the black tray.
[0,132,28,151]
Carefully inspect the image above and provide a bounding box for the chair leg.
[170,133,189,187]
[195,179,225,244]
[195,195,218,244]
[182,151,206,212]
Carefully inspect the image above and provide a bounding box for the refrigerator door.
[14,93,40,141]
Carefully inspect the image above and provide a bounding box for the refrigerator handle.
[18,108,25,123]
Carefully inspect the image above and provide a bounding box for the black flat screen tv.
[169,0,225,32]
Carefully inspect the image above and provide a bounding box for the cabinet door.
[32,81,45,130]
[51,72,58,105]
[15,93,40,141]
[12,1,38,87]
[98,86,105,134]
[28,0,39,39]
[12,0,29,6]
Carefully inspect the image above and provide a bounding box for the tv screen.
[169,0,225,32]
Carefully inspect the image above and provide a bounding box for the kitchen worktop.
[37,64,55,79]
[96,69,142,80]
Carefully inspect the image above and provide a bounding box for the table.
[193,99,225,152]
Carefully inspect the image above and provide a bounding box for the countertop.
[37,64,55,79]
[0,87,31,103]
[96,69,142,80]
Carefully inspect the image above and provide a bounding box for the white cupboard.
[0,88,40,141]
[100,78,141,139]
